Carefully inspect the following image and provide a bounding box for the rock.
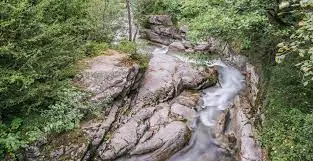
[169,41,185,51]
[142,15,185,45]
[149,103,170,127]
[95,90,202,161]
[136,52,216,105]
[81,105,120,160]
[74,50,140,103]
[171,103,196,121]
[150,25,180,38]
[179,25,189,33]
[185,48,195,53]
[182,40,193,49]
[246,63,259,106]
[194,42,211,51]
[233,96,262,161]
[128,121,190,161]
[26,129,89,161]
[141,29,171,45]
[24,47,217,161]
[148,15,173,26]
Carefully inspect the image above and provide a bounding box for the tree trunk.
[126,0,132,41]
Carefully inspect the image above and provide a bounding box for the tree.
[126,0,132,41]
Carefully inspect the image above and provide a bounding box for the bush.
[0,0,122,158]
[261,55,313,161]
[84,41,109,56]
[117,40,149,69]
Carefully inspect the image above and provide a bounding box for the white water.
[169,57,246,161]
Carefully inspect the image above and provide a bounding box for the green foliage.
[84,41,109,56]
[118,40,150,69]
[87,0,124,41]
[261,55,313,161]
[0,85,96,158]
[0,0,122,158]
[277,12,313,85]
[0,0,90,118]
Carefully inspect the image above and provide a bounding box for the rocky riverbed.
[25,14,264,161]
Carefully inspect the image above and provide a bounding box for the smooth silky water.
[170,52,246,161]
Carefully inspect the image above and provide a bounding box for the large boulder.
[136,51,216,105]
[141,29,171,45]
[141,15,185,45]
[73,50,141,103]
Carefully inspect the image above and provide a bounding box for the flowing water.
[169,51,246,161]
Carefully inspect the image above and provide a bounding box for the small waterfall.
[169,58,246,161]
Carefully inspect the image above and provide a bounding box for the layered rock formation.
[25,49,217,161]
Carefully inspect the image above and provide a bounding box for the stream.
[150,46,246,161]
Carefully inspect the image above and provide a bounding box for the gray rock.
[127,121,190,161]
[148,15,173,26]
[171,103,196,121]
[185,48,195,53]
[246,63,259,106]
[74,50,140,103]
[142,29,171,45]
[194,42,211,51]
[182,40,193,49]
[151,25,178,37]
[233,96,262,161]
[136,52,216,105]
[169,41,185,51]
[25,48,217,161]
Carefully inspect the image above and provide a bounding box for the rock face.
[141,15,185,45]
[25,49,217,161]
